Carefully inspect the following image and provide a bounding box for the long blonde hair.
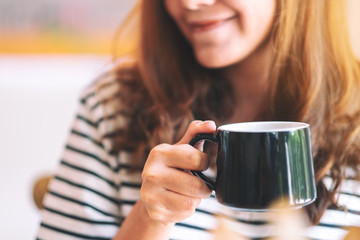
[108,0,360,224]
[269,0,360,222]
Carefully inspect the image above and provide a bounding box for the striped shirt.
[37,74,360,240]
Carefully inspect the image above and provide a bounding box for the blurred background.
[0,0,135,53]
[0,0,359,239]
[0,0,134,239]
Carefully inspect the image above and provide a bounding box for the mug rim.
[218,121,309,133]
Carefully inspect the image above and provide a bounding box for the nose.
[181,0,216,10]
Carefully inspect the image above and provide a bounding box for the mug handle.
[189,133,218,191]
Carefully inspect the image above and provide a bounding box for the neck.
[219,40,273,123]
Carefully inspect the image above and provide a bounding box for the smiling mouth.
[189,16,237,33]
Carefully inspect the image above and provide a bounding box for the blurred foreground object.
[344,226,360,240]
[213,216,247,240]
[212,199,309,240]
[266,199,308,240]
[212,198,360,239]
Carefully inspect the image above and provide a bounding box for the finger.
[143,164,212,198]
[163,189,201,213]
[177,120,217,145]
[148,143,209,170]
[143,187,201,215]
[160,168,212,198]
[141,183,201,223]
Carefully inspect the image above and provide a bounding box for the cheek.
[241,3,275,42]
[163,0,180,21]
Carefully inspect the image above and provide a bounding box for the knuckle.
[188,121,203,135]
[140,184,159,207]
[148,207,174,225]
[141,171,158,184]
[190,153,202,169]
[189,120,202,129]
[187,148,208,170]
[147,210,163,222]
[149,144,169,158]
[190,152,208,170]
[140,189,153,205]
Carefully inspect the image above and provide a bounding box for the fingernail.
[203,120,216,128]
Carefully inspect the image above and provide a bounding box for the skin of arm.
[112,199,173,240]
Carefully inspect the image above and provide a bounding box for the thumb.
[177,120,217,145]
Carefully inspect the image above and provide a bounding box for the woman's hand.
[140,120,216,225]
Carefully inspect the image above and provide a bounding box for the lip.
[188,16,236,33]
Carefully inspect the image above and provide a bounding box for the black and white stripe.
[37,76,360,240]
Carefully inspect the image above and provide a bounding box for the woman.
[37,0,360,239]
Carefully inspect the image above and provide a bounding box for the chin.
[196,56,239,69]
[194,48,244,69]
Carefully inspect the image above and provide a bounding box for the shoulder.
[78,56,142,119]
[77,57,144,153]
[79,57,139,107]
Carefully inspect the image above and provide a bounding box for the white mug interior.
[218,121,309,133]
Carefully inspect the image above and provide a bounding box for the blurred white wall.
[0,54,111,239]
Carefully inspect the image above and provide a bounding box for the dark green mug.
[190,121,317,211]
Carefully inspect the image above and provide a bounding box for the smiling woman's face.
[164,0,276,68]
